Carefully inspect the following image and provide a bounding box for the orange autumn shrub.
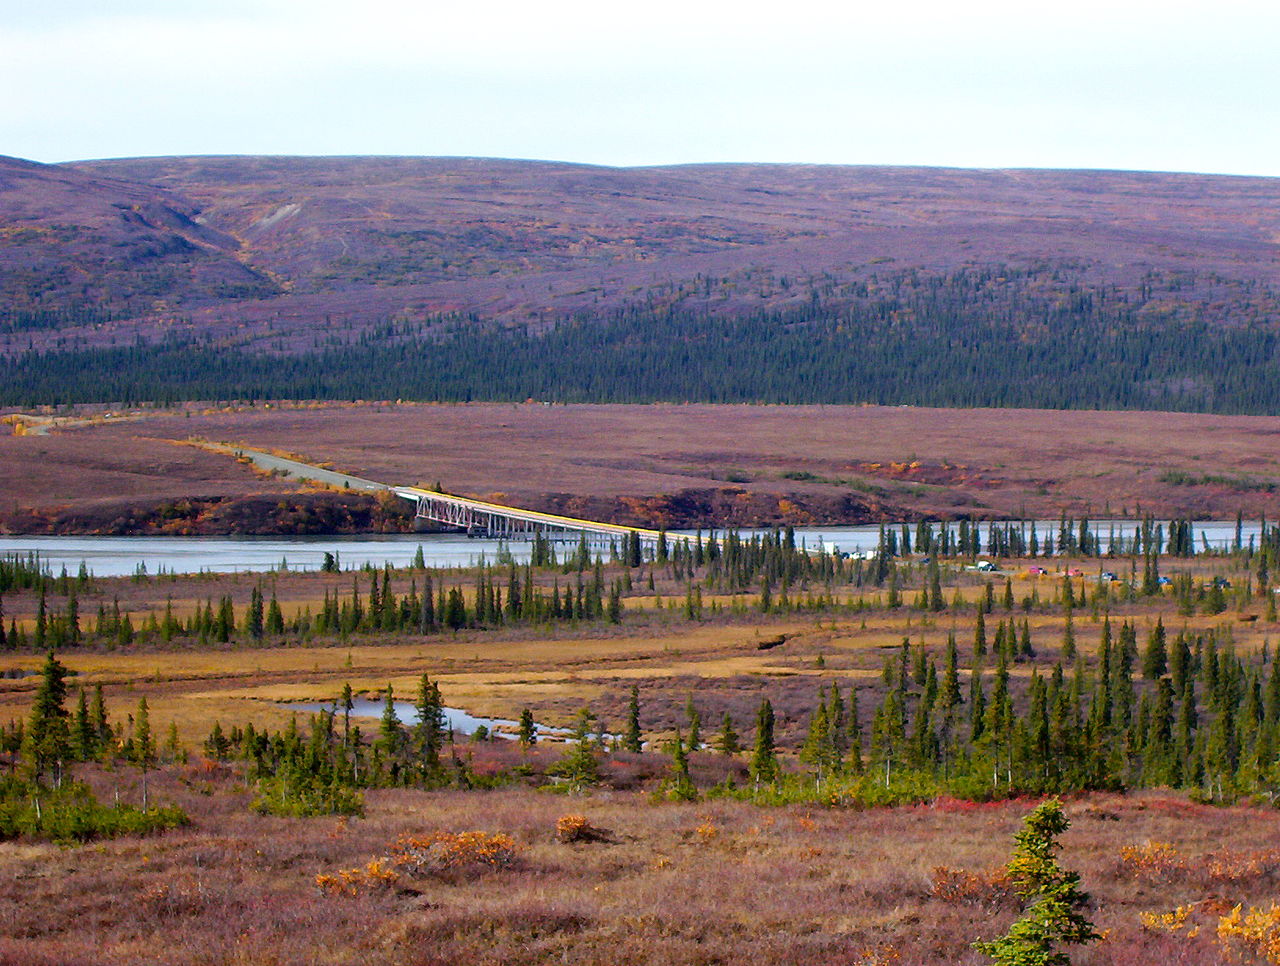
[929,865,1016,909]
[316,831,519,895]
[1120,840,1280,886]
[556,814,590,843]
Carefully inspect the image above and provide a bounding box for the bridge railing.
[392,486,685,545]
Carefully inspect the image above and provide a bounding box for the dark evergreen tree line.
[7,268,1280,412]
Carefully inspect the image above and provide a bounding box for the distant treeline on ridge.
[5,267,1280,412]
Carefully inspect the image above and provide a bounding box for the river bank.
[7,403,1280,537]
[0,486,903,537]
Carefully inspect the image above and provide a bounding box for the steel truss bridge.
[392,486,684,546]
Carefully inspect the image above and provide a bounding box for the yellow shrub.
[1140,905,1192,934]
[1218,904,1280,963]
[1119,840,1180,873]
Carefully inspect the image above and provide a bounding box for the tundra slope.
[3,155,1279,355]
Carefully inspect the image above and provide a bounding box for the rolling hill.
[2,155,1280,410]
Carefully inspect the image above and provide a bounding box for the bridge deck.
[392,486,683,544]
[190,440,693,546]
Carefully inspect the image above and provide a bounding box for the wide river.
[0,520,1263,577]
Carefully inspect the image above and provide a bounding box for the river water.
[283,698,568,740]
[0,520,1264,578]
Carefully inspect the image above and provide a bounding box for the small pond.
[283,697,570,741]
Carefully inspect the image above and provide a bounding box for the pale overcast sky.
[3,0,1278,175]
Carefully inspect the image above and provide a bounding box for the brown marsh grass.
[4,771,1280,965]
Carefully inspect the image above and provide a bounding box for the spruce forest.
[7,266,1280,411]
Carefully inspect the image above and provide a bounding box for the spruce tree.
[412,675,445,778]
[377,686,403,778]
[686,696,701,749]
[800,693,832,776]
[665,730,696,801]
[985,654,1013,781]
[1170,632,1191,694]
[134,696,156,809]
[205,720,230,761]
[717,712,741,756]
[72,688,94,760]
[1026,672,1051,782]
[1265,658,1280,727]
[828,683,847,769]
[909,687,936,769]
[607,582,623,623]
[928,557,946,612]
[870,691,906,784]
[1144,679,1176,787]
[420,573,436,632]
[973,798,1100,966]
[339,682,354,747]
[91,683,110,748]
[22,650,71,785]
[266,593,285,635]
[941,634,963,710]
[34,591,46,650]
[216,595,234,642]
[750,698,779,784]
[1204,699,1239,800]
[847,686,864,773]
[622,685,643,753]
[969,658,987,742]
[65,591,79,646]
[245,586,264,639]
[886,570,902,609]
[1175,683,1198,785]
[164,722,182,764]
[1112,624,1136,731]
[552,708,600,790]
[517,708,537,748]
[1142,618,1168,680]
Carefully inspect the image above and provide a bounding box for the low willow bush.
[703,770,1069,809]
[0,777,188,843]
[250,771,365,818]
[704,770,944,808]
